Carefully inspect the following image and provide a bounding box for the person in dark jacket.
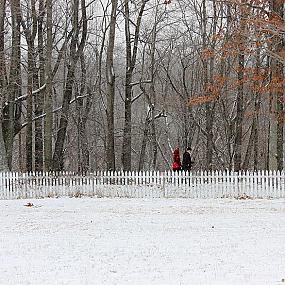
[182,147,193,171]
[172,148,182,171]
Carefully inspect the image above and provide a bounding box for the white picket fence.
[0,170,284,200]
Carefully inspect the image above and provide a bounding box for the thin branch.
[131,91,143,103]
[21,93,91,129]
[265,48,285,65]
[15,84,46,102]
[130,80,152,87]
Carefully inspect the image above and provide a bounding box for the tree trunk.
[52,64,76,171]
[150,103,157,169]
[202,0,214,170]
[149,13,158,170]
[3,0,21,170]
[276,64,284,171]
[0,0,6,90]
[268,75,277,170]
[106,0,118,171]
[234,50,244,171]
[52,0,87,171]
[138,115,150,171]
[35,0,45,171]
[242,40,261,170]
[0,0,8,171]
[122,66,132,170]
[80,86,92,173]
[44,0,53,171]
[234,5,245,171]
[275,15,284,171]
[26,44,34,172]
[23,0,38,171]
[122,0,147,171]
[76,55,90,174]
[253,42,261,170]
[270,0,284,171]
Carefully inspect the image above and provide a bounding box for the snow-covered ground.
[0,197,285,285]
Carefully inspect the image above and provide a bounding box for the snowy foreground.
[0,198,285,285]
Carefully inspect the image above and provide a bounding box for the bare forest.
[0,0,284,172]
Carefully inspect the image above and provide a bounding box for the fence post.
[162,171,166,198]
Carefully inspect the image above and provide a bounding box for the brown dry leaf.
[235,194,253,200]
[24,202,34,207]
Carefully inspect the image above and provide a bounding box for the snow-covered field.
[0,197,285,285]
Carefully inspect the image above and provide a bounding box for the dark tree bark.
[52,0,87,171]
[0,0,5,89]
[272,0,284,171]
[44,0,53,171]
[149,18,158,170]
[34,0,45,171]
[44,0,73,171]
[202,0,216,170]
[233,49,244,171]
[138,113,150,171]
[2,0,22,170]
[106,0,118,171]
[22,0,38,171]
[253,44,261,170]
[242,41,261,170]
[0,0,8,170]
[122,0,148,171]
[234,4,246,171]
[76,55,90,174]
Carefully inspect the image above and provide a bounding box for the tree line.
[0,0,284,172]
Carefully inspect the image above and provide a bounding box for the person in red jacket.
[172,148,182,171]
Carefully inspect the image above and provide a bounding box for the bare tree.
[106,0,118,171]
[122,0,148,171]
[52,0,87,171]
[75,54,91,173]
[233,5,246,172]
[272,0,284,171]
[3,0,22,169]
[0,0,8,170]
[35,0,45,171]
[44,0,53,171]
[21,0,38,171]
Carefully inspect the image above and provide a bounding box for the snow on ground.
[0,197,285,285]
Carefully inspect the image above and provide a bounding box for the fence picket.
[0,170,284,200]
[0,172,2,199]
